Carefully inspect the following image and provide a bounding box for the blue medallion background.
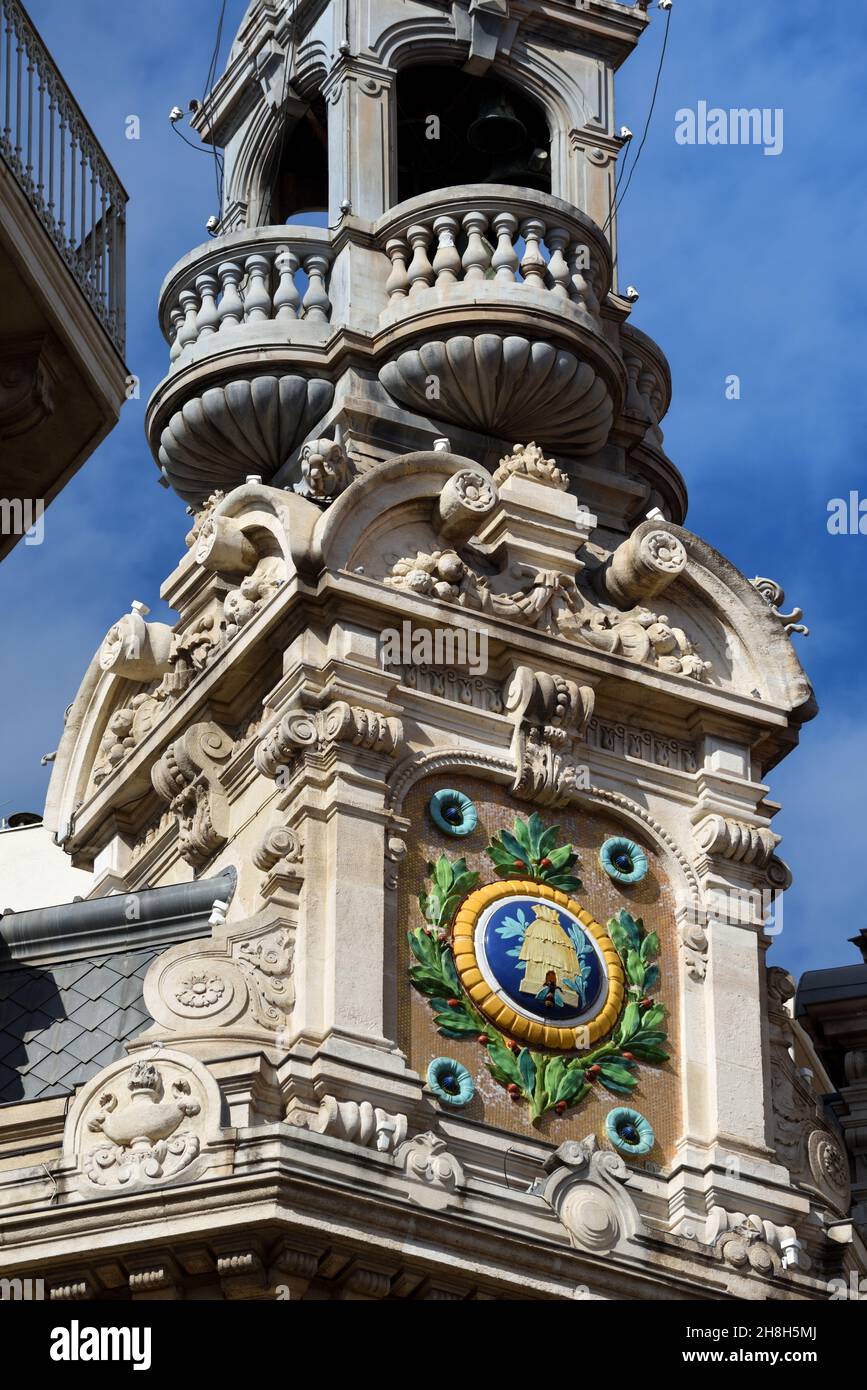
[480,897,605,1025]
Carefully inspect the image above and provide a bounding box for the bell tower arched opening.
[395,64,551,204]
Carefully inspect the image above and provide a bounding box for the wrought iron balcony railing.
[0,0,127,355]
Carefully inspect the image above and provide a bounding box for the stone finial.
[493,441,568,490]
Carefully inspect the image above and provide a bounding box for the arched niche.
[395,62,551,203]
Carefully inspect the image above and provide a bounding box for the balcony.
[147,185,634,505]
[0,0,128,557]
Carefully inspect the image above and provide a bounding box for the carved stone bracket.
[706,1209,803,1277]
[602,527,687,609]
[505,665,595,808]
[255,701,403,779]
[0,336,58,437]
[694,814,778,869]
[304,1096,408,1153]
[152,721,235,868]
[395,1132,465,1210]
[541,1136,644,1255]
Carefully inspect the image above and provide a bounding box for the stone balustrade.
[158,227,334,368]
[374,185,612,334]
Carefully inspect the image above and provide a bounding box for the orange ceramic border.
[453,879,625,1049]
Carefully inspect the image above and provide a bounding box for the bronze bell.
[467,93,527,154]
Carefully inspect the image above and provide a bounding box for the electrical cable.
[201,0,229,212]
[602,4,672,250]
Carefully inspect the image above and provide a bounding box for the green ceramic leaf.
[626,950,646,987]
[554,1067,586,1105]
[643,964,661,991]
[632,1028,668,1047]
[512,818,533,853]
[434,855,453,892]
[642,1004,667,1031]
[640,930,660,961]
[486,1034,523,1087]
[409,967,450,996]
[617,1001,641,1043]
[526,812,546,858]
[628,1043,670,1063]
[497,829,530,864]
[607,918,629,954]
[408,929,437,966]
[546,844,574,870]
[543,1053,565,1085]
[594,1061,636,1095]
[537,824,562,857]
[518,1048,537,1094]
[617,910,642,949]
[433,1011,482,1037]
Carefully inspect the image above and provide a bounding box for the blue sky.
[1,0,864,977]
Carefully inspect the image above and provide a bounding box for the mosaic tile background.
[398,775,682,1165]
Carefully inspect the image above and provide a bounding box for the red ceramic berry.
[447,998,461,1008]
[555,1101,567,1116]
[512,859,525,872]
[640,997,652,1008]
[507,1040,520,1053]
[477,1034,489,1045]
[588,1064,601,1077]
[507,1083,520,1099]
[539,857,552,869]
[622,1052,635,1062]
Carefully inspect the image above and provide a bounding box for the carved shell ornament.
[157,374,334,505]
[379,333,614,452]
[409,808,669,1121]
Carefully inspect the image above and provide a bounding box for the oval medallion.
[453,880,625,1049]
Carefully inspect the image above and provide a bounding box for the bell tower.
[1,0,863,1305]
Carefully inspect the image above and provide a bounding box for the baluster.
[57,106,66,239]
[273,245,301,319]
[490,211,519,284]
[25,47,33,186]
[302,253,331,323]
[97,178,107,306]
[47,80,55,222]
[36,68,44,204]
[519,217,547,288]
[3,8,11,155]
[169,305,185,363]
[243,252,272,322]
[217,261,244,328]
[384,236,410,302]
[68,123,77,254]
[567,241,600,322]
[406,224,435,296]
[195,270,220,337]
[177,288,200,350]
[13,10,20,165]
[431,215,461,288]
[80,142,87,274]
[461,210,491,283]
[546,227,571,299]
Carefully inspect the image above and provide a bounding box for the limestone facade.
[0,0,862,1301]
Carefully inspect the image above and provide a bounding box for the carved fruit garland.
[408,813,668,1121]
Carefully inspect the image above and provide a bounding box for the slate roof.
[0,947,156,1102]
[0,866,236,1106]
